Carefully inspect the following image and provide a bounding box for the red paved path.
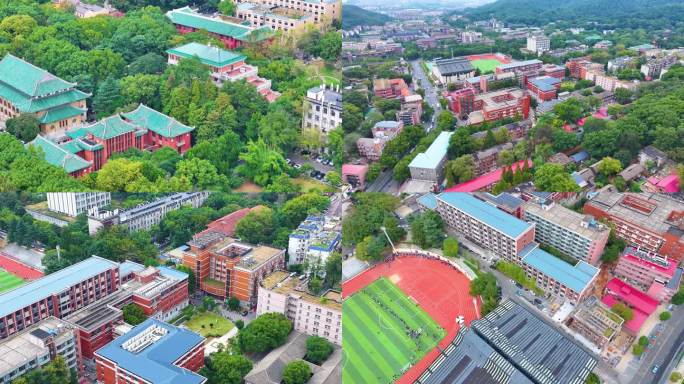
[343,256,481,384]
[0,252,43,280]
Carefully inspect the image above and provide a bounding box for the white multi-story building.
[47,192,111,217]
[87,192,209,234]
[302,85,342,137]
[0,317,78,384]
[256,271,341,345]
[527,34,550,55]
[523,197,610,265]
[287,216,340,268]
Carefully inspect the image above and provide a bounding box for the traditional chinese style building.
[0,54,89,136]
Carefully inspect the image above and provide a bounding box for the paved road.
[634,304,684,384]
[410,59,440,131]
[366,169,394,192]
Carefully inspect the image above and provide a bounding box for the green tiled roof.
[38,104,87,124]
[0,54,74,97]
[27,135,91,174]
[60,139,103,153]
[166,6,273,42]
[166,42,246,67]
[0,54,90,114]
[67,115,137,140]
[121,104,194,138]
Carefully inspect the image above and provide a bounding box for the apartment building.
[523,197,610,265]
[526,34,550,54]
[373,78,409,99]
[256,271,342,345]
[46,192,111,217]
[0,257,120,341]
[0,317,78,384]
[236,0,341,25]
[520,244,599,304]
[87,192,210,234]
[472,142,513,176]
[287,216,341,267]
[584,188,684,261]
[435,192,536,262]
[95,319,206,384]
[183,232,285,306]
[303,85,342,136]
[409,131,453,183]
[356,121,403,161]
[566,297,623,349]
[397,94,423,126]
[614,247,682,302]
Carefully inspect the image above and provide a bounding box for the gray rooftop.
[586,189,684,235]
[418,327,533,384]
[523,199,610,242]
[435,57,474,75]
[471,300,597,384]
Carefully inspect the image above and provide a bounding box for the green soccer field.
[0,269,24,293]
[342,278,445,384]
[470,58,503,74]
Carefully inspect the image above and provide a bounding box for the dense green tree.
[282,361,312,384]
[238,140,289,186]
[533,163,579,192]
[200,352,253,384]
[218,0,236,15]
[235,207,275,245]
[92,76,123,117]
[238,313,292,354]
[611,302,634,321]
[409,210,445,250]
[305,336,333,364]
[122,303,147,325]
[6,114,40,142]
[445,155,475,187]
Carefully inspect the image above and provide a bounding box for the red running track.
[464,53,512,64]
[343,256,481,384]
[0,252,43,280]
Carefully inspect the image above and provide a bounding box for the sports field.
[343,277,445,384]
[0,269,24,293]
[470,58,502,73]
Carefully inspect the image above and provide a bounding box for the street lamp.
[380,226,396,253]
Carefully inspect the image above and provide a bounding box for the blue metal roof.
[120,261,145,277]
[96,318,206,384]
[0,256,118,318]
[530,76,560,92]
[409,131,453,170]
[570,151,589,163]
[158,266,189,281]
[437,193,533,238]
[417,193,438,210]
[521,247,598,293]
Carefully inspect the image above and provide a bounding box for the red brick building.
[444,88,530,124]
[527,76,562,101]
[373,78,410,99]
[65,264,190,360]
[584,189,684,261]
[95,319,206,384]
[0,257,119,341]
[182,228,285,307]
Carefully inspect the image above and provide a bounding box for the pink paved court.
[343,255,481,384]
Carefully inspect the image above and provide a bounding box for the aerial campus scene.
[0,0,683,384]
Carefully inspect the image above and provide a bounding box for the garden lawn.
[0,269,23,293]
[293,177,336,192]
[470,58,502,74]
[342,277,444,384]
[185,311,234,338]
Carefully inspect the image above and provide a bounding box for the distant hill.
[343,5,393,29]
[463,0,684,29]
